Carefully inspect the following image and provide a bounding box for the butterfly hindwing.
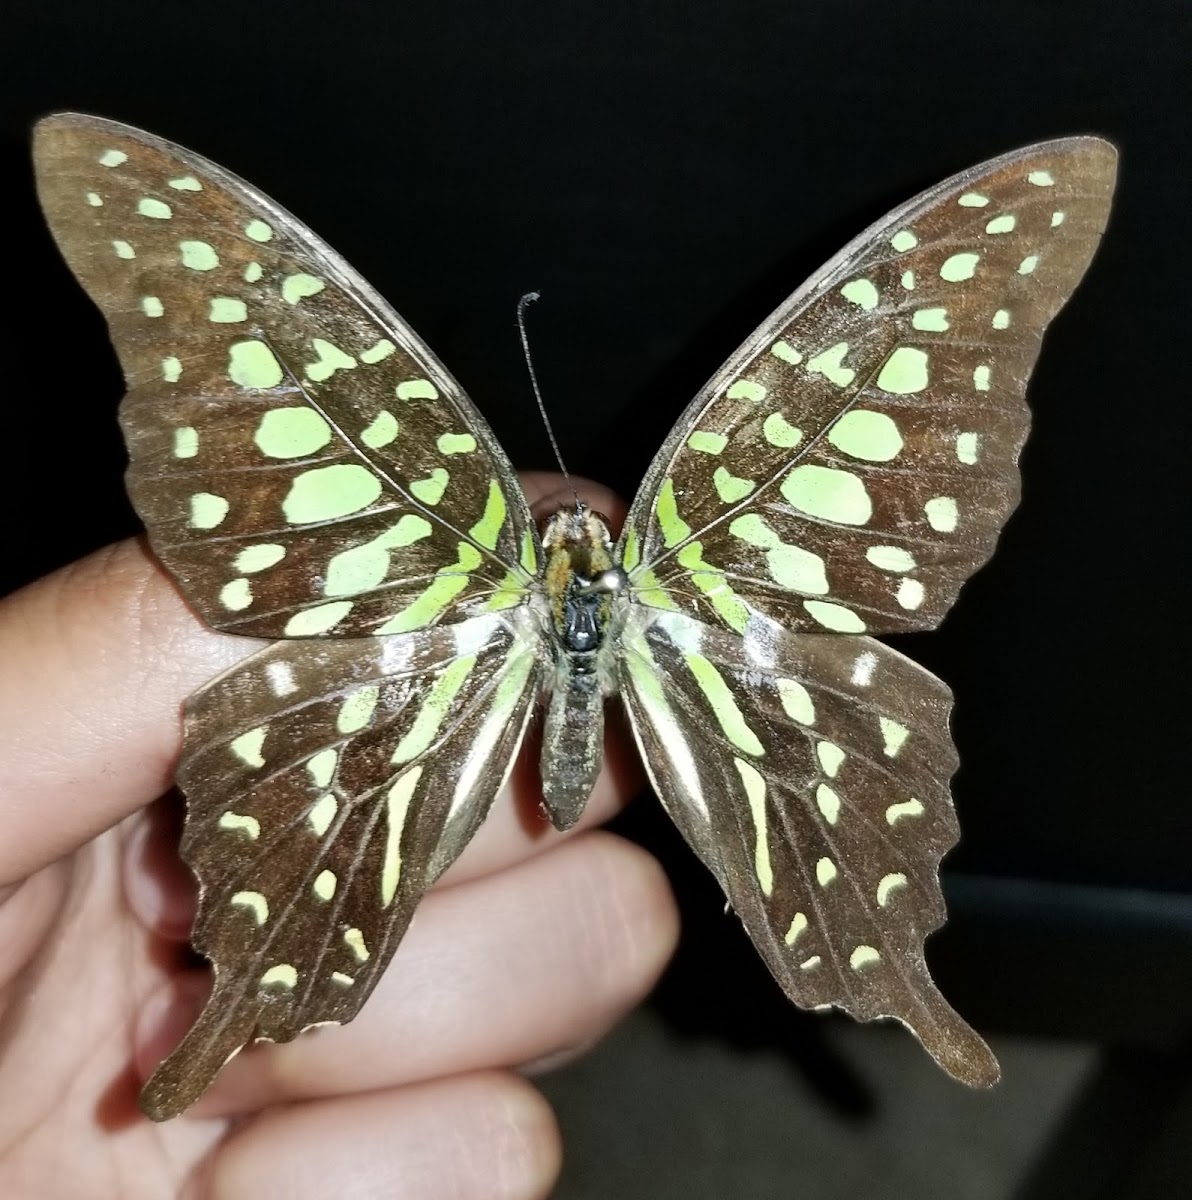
[139,611,543,1119]
[620,137,1116,636]
[33,113,538,639]
[618,606,998,1085]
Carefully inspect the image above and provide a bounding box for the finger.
[155,831,676,1116]
[1,473,632,888]
[521,471,626,532]
[0,538,254,885]
[202,1072,560,1200]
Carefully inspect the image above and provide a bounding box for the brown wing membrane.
[140,612,542,1119]
[618,606,998,1086]
[621,138,1116,637]
[34,113,537,639]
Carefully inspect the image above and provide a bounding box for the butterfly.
[33,113,1116,1120]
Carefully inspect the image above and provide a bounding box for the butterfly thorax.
[538,507,627,830]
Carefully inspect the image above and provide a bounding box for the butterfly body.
[539,506,624,829]
[32,113,1116,1119]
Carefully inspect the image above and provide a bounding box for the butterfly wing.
[617,139,1117,1084]
[34,113,539,639]
[33,113,548,1118]
[619,138,1116,635]
[619,606,995,1084]
[140,611,543,1119]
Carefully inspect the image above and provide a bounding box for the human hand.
[0,472,678,1199]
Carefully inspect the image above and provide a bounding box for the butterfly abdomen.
[540,656,604,830]
[538,506,626,829]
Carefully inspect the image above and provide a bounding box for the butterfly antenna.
[517,291,582,515]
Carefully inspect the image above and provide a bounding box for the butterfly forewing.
[620,138,1116,637]
[33,114,538,640]
[139,611,543,1119]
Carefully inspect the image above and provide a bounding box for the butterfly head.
[540,503,613,555]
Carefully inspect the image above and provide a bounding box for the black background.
[4,0,1190,1193]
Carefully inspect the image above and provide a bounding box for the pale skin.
[0,472,679,1200]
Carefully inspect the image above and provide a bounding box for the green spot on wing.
[469,481,506,549]
[337,685,380,735]
[306,339,357,382]
[806,342,855,388]
[620,527,641,573]
[940,252,980,282]
[655,478,691,547]
[228,341,283,389]
[840,279,879,310]
[712,466,755,503]
[781,465,872,525]
[376,573,469,634]
[360,410,398,449]
[683,652,764,755]
[519,531,538,574]
[876,347,929,395]
[410,468,448,505]
[727,379,766,402]
[676,543,751,633]
[235,543,286,573]
[437,433,477,455]
[282,464,382,524]
[137,197,172,219]
[866,545,916,573]
[827,410,904,462]
[179,240,218,271]
[254,408,333,459]
[281,273,325,304]
[391,654,478,764]
[687,431,727,454]
[324,515,434,597]
[220,578,253,611]
[804,600,866,632]
[190,493,228,529]
[396,379,437,401]
[173,427,198,458]
[209,297,247,323]
[360,339,397,364]
[762,412,802,448]
[911,307,949,332]
[285,601,354,636]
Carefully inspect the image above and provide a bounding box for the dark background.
[4,1,1190,1196]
